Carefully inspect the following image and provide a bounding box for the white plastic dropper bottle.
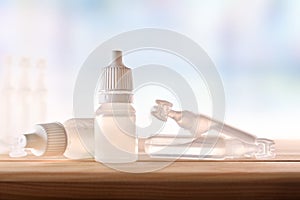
[11,118,94,159]
[95,50,138,163]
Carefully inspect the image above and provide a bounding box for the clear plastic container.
[152,100,273,144]
[144,135,275,159]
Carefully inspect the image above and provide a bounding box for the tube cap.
[99,50,133,103]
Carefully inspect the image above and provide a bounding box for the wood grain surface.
[0,139,299,199]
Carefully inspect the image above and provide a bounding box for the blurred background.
[0,0,299,140]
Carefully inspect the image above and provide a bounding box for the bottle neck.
[98,91,133,104]
[111,50,123,66]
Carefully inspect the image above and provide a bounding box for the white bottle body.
[95,103,138,163]
[63,118,94,159]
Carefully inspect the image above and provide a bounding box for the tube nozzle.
[112,50,123,66]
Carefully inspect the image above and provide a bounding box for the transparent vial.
[144,136,275,160]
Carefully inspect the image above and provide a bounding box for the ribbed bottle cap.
[99,50,133,103]
[26,123,67,156]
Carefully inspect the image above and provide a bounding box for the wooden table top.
[0,139,299,199]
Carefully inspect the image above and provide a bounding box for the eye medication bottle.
[12,118,94,159]
[94,50,138,163]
